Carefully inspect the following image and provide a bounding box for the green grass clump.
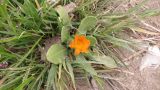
[0,0,159,90]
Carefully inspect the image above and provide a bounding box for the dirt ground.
[116,0,160,90]
[76,0,160,90]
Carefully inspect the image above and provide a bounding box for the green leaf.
[86,36,97,46]
[46,64,57,90]
[0,75,23,90]
[0,46,17,58]
[0,35,30,43]
[14,76,34,90]
[127,0,149,14]
[46,44,66,64]
[105,35,134,52]
[66,61,76,89]
[76,55,97,76]
[16,36,42,67]
[31,67,48,89]
[130,27,158,35]
[61,26,70,42]
[58,64,62,80]
[22,0,40,21]
[78,16,97,34]
[93,76,105,90]
[95,56,117,68]
[56,5,71,26]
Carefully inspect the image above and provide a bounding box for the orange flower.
[69,35,90,55]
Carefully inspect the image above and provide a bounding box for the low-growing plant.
[0,0,159,90]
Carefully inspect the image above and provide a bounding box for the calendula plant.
[0,0,159,90]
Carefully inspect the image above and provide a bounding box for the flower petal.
[69,35,91,55]
[75,49,81,55]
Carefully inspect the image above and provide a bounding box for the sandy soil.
[116,0,160,90]
[76,0,160,90]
